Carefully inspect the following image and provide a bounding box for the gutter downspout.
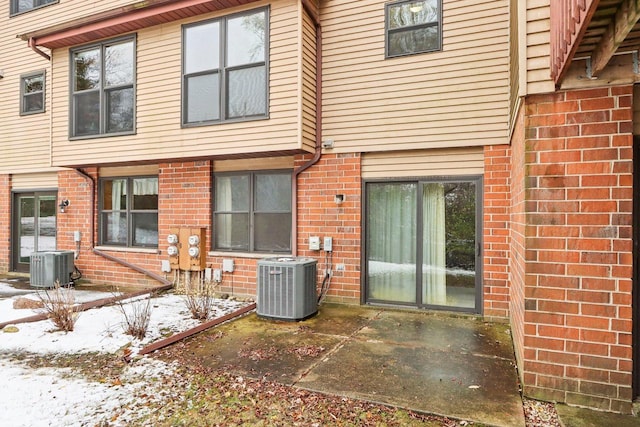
[292,0,322,256]
[73,168,172,287]
[28,37,51,61]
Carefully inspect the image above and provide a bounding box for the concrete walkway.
[179,303,525,426]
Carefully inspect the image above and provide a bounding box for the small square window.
[10,0,57,16]
[386,0,442,58]
[100,176,158,247]
[20,71,45,115]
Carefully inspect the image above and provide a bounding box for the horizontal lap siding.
[0,0,135,174]
[320,0,510,153]
[361,147,484,178]
[301,8,317,152]
[49,0,304,167]
[11,172,59,189]
[524,0,554,94]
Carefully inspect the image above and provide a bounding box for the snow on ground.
[0,282,247,427]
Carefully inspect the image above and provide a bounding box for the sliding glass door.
[365,177,481,312]
[12,192,57,272]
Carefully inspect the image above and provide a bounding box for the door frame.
[361,175,483,314]
[11,190,58,272]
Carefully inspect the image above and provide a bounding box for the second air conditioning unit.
[257,257,317,321]
[29,250,74,288]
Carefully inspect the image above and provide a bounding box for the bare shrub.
[115,294,154,340]
[38,281,79,332]
[184,279,219,321]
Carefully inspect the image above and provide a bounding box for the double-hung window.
[100,177,158,247]
[386,0,442,57]
[183,7,268,125]
[10,0,57,15]
[214,171,291,252]
[71,37,135,137]
[20,71,45,115]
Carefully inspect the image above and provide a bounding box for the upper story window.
[182,8,268,126]
[214,170,291,253]
[20,71,45,115]
[10,0,57,16]
[386,0,442,58]
[70,37,135,138]
[100,176,158,247]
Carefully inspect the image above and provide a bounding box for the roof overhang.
[19,0,262,50]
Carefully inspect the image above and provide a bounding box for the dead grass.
[183,279,219,321]
[38,281,79,332]
[114,293,154,340]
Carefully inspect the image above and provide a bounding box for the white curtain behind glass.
[216,178,233,247]
[111,180,125,238]
[422,183,446,305]
[367,183,417,303]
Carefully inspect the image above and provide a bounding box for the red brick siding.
[54,156,361,303]
[295,153,361,304]
[58,169,164,287]
[483,145,512,319]
[522,86,634,413]
[0,174,10,273]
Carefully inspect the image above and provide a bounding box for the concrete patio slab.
[174,303,525,427]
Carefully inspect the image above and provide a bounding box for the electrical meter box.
[166,227,207,271]
[181,227,206,271]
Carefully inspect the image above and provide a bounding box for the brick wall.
[53,156,362,303]
[0,174,10,273]
[522,86,634,413]
[483,145,512,319]
[58,168,164,287]
[295,152,362,304]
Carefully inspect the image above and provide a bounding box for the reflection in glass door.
[13,192,57,271]
[365,178,481,313]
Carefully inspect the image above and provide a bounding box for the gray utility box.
[30,251,74,288]
[257,257,318,321]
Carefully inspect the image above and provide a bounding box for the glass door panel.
[422,182,476,308]
[38,196,57,252]
[366,183,417,303]
[18,196,35,264]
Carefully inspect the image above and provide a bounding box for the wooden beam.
[591,0,640,76]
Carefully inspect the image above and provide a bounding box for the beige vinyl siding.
[48,0,311,167]
[361,147,484,179]
[523,0,554,94]
[320,0,510,154]
[214,156,293,172]
[99,165,159,177]
[300,7,317,152]
[0,0,137,174]
[11,172,59,190]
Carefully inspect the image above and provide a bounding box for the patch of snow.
[0,281,247,426]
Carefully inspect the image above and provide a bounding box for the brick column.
[523,86,634,413]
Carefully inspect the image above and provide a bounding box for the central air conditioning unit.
[257,257,318,321]
[29,250,74,288]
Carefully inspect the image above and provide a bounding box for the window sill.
[94,246,159,254]
[208,251,292,259]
